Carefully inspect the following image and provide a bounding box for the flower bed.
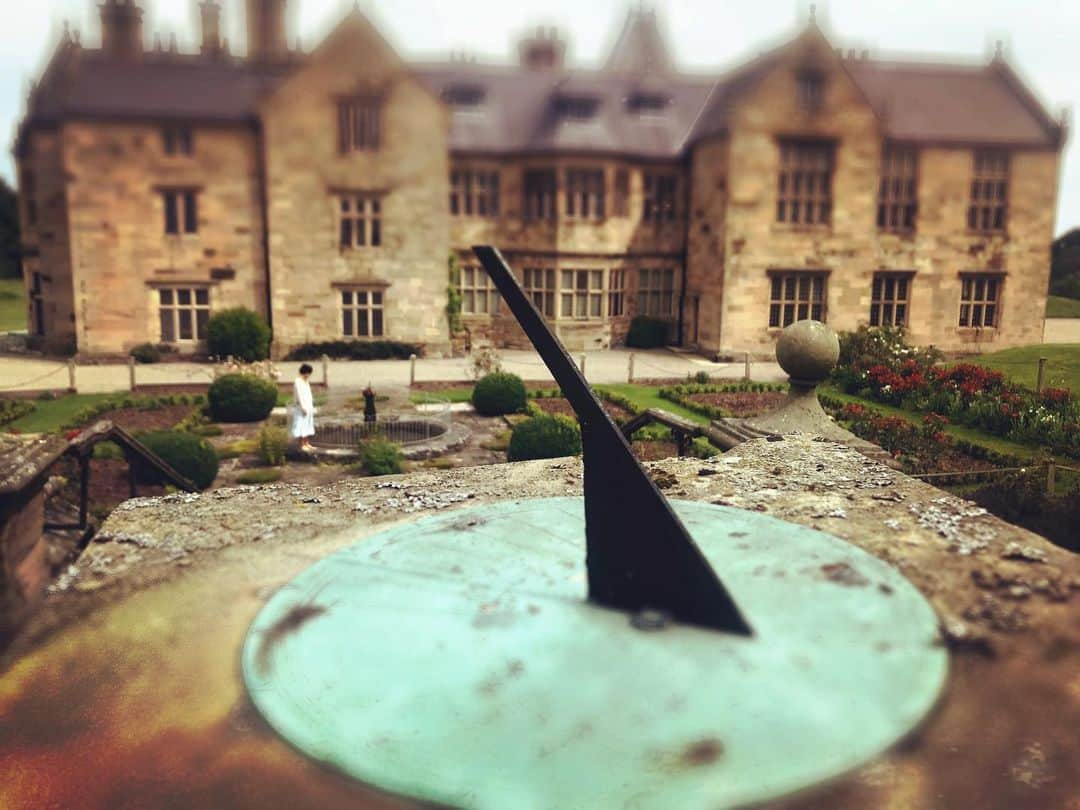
[828,402,1017,478]
[834,327,1080,458]
[659,383,788,420]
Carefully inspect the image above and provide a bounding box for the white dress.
[290,377,315,439]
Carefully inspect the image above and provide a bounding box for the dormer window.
[796,69,825,113]
[442,84,487,109]
[627,92,669,114]
[554,96,600,121]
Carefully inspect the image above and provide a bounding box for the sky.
[0,0,1076,236]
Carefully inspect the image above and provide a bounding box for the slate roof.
[18,13,1064,159]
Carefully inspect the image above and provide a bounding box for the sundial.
[242,247,947,808]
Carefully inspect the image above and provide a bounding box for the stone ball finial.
[775,320,839,384]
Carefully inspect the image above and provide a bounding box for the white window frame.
[523,268,556,318]
[459,265,501,316]
[339,195,383,249]
[959,274,1002,329]
[341,288,385,338]
[560,269,605,320]
[159,286,210,343]
[637,268,677,318]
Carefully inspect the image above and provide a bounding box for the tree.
[0,177,20,279]
[1050,228,1080,299]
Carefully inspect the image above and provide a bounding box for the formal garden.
[2,302,1078,551]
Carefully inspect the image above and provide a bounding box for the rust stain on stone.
[256,604,328,675]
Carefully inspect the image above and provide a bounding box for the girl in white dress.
[291,364,316,451]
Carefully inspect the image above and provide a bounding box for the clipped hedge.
[472,372,527,416]
[130,343,161,364]
[207,308,272,362]
[286,340,421,362]
[625,316,669,349]
[0,399,35,428]
[508,414,583,462]
[360,438,405,476]
[207,374,278,423]
[137,430,219,490]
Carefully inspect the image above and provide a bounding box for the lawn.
[1047,295,1080,318]
[594,384,710,425]
[408,382,712,424]
[6,393,125,434]
[965,344,1080,393]
[820,385,1040,461]
[0,278,26,333]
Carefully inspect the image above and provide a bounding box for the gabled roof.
[16,16,1064,160]
[845,58,1063,147]
[417,64,713,157]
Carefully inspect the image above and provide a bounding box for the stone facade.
[13,5,1065,358]
[261,15,451,356]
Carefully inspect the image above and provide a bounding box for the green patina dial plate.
[242,498,947,809]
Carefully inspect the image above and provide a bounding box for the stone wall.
[0,490,47,642]
[18,130,78,352]
[61,121,267,355]
[261,15,452,358]
[450,158,684,350]
[698,30,1059,357]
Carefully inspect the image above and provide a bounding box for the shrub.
[237,468,284,486]
[626,316,669,349]
[130,343,161,364]
[472,372,527,416]
[256,424,289,466]
[360,438,405,476]
[0,399,35,427]
[207,374,278,423]
[137,430,219,490]
[508,414,583,462]
[92,441,124,461]
[207,308,272,362]
[285,340,420,362]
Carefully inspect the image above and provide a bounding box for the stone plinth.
[0,442,1077,808]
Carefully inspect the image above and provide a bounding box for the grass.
[410,388,474,405]
[821,385,1041,461]
[594,384,710,425]
[236,468,284,485]
[964,344,1080,394]
[0,278,25,333]
[6,393,124,434]
[1047,295,1080,318]
[216,439,257,460]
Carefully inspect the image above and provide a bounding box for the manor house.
[14,0,1067,357]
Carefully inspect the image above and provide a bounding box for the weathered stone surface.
[1,440,1076,809]
[774,319,839,382]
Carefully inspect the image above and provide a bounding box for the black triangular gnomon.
[473,246,753,636]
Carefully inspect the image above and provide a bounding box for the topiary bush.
[508,414,583,462]
[360,438,405,476]
[472,371,527,416]
[285,340,421,362]
[137,430,219,490]
[256,424,289,466]
[625,316,669,349]
[207,374,278,423]
[130,343,161,364]
[207,308,272,362]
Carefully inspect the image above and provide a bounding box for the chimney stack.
[200,0,223,57]
[518,27,566,71]
[247,0,289,62]
[100,0,144,60]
